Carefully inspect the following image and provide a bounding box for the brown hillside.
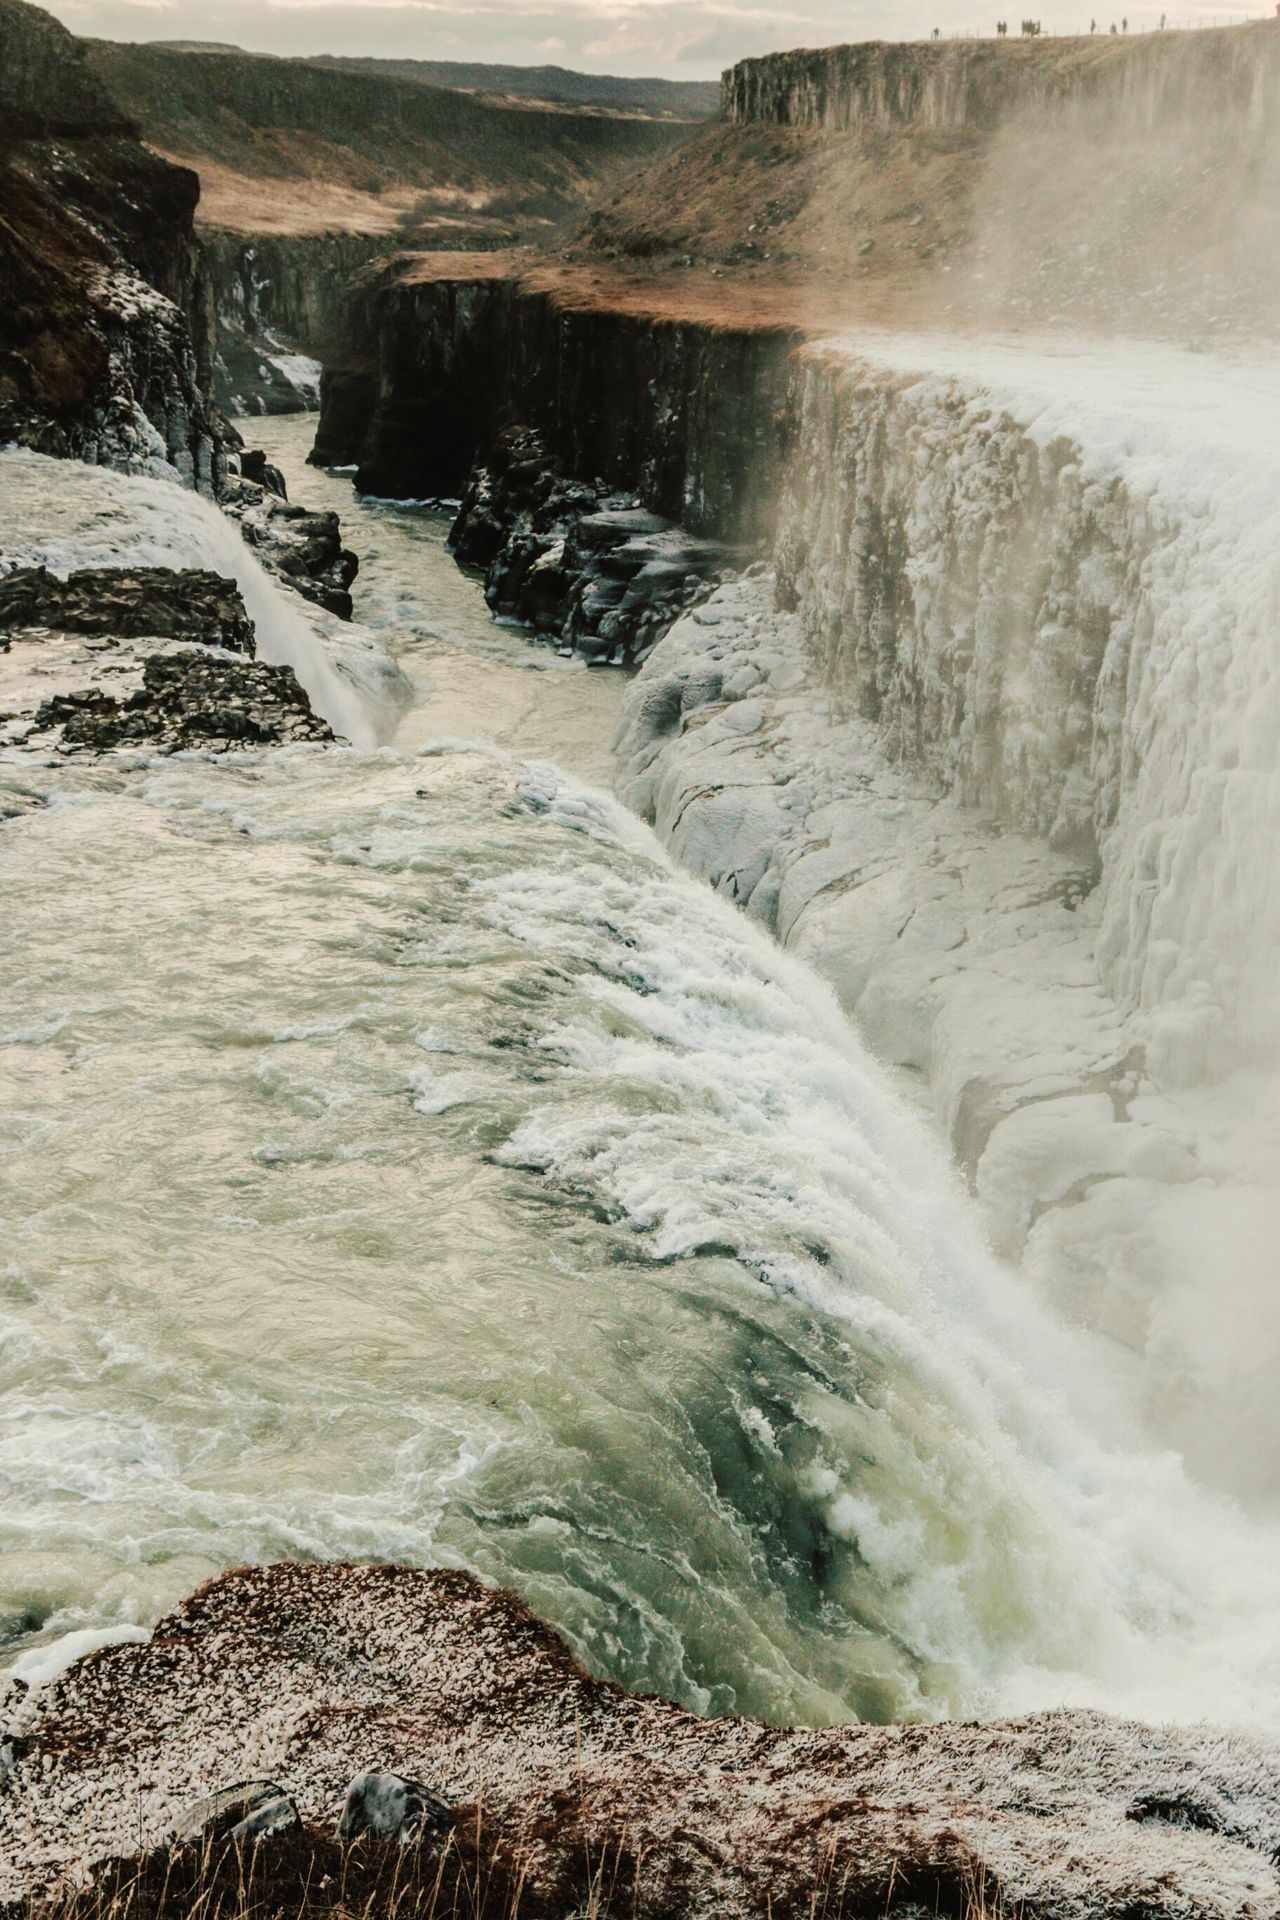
[85,41,695,243]
[567,23,1280,344]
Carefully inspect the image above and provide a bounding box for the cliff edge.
[5,1562,1280,1918]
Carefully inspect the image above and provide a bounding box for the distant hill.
[288,54,716,121]
[86,40,695,237]
[141,43,718,120]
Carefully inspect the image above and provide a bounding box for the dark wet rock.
[0,0,223,487]
[574,508,671,551]
[221,481,358,620]
[0,567,255,654]
[238,450,288,500]
[337,1771,454,1846]
[1,564,339,753]
[172,1781,299,1849]
[315,266,795,538]
[32,651,334,752]
[450,427,735,666]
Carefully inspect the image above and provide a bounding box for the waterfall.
[0,450,381,746]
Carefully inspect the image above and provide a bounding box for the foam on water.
[2,728,1280,1731]
[0,449,380,744]
[4,422,1280,1740]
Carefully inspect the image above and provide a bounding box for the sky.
[43,0,1266,81]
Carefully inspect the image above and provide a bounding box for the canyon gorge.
[3,3,1280,1916]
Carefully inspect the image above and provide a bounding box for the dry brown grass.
[12,1819,1024,1920]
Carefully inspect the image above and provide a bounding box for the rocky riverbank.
[5,1561,1280,1919]
[448,427,738,665]
[221,453,359,620]
[0,564,335,751]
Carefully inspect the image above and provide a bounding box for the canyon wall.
[580,22,1280,343]
[317,267,797,541]
[721,23,1280,134]
[0,0,221,485]
[85,38,697,416]
[201,232,393,414]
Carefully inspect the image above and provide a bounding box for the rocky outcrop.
[221,471,359,619]
[0,0,221,485]
[0,564,334,751]
[316,262,796,542]
[5,1562,1280,1917]
[0,564,255,651]
[721,21,1280,132]
[30,651,333,751]
[449,427,734,663]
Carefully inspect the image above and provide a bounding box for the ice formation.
[617,333,1280,1496]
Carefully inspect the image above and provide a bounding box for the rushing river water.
[4,420,1280,1734]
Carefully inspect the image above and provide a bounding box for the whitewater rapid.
[3,420,1280,1736]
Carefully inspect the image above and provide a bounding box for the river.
[3,417,1279,1736]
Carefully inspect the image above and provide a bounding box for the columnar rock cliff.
[720,22,1280,132]
[200,232,391,413]
[317,264,796,542]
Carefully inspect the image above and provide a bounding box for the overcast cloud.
[43,0,1262,83]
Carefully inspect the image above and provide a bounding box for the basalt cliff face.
[720,25,1280,131]
[200,231,390,415]
[0,0,221,485]
[584,23,1280,341]
[85,39,697,417]
[5,1562,1280,1919]
[316,262,796,542]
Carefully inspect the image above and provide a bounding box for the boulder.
[337,1771,454,1846]
[171,1780,299,1849]
[239,449,288,500]
[447,426,738,665]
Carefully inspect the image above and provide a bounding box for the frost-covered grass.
[15,1828,1017,1920]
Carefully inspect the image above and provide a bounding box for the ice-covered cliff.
[617,333,1280,1496]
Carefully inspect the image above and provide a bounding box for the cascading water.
[627,333,1280,1502]
[4,417,1280,1743]
[0,451,387,747]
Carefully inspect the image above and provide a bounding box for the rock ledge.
[3,1562,1278,1918]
